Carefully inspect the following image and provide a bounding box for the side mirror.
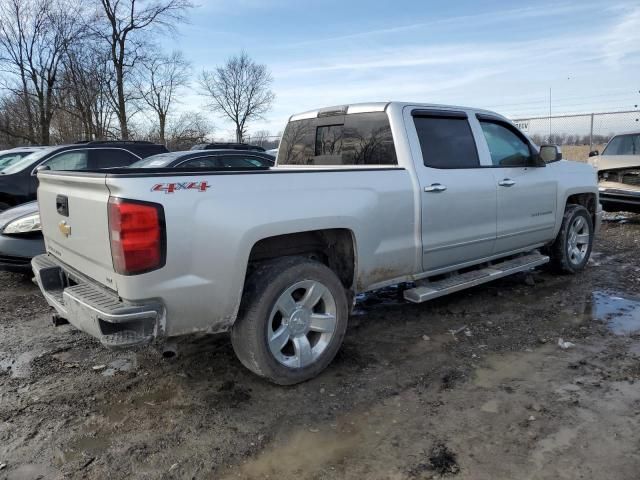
[32,165,50,176]
[588,150,599,157]
[539,144,562,164]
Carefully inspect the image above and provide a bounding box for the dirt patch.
[1,214,640,479]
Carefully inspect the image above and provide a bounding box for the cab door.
[407,108,497,272]
[475,116,557,253]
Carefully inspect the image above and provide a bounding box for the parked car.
[0,147,46,170]
[32,101,601,384]
[128,149,275,168]
[0,140,168,211]
[0,141,168,272]
[588,131,640,212]
[266,148,279,157]
[190,142,266,152]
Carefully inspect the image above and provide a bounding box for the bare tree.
[0,0,85,144]
[94,0,193,139]
[60,42,115,140]
[142,110,212,150]
[135,50,190,145]
[199,51,275,143]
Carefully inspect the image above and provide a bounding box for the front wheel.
[548,204,594,273]
[231,257,349,385]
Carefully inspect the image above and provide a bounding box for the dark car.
[0,140,168,272]
[0,140,168,211]
[0,148,272,273]
[129,149,275,168]
[189,142,266,152]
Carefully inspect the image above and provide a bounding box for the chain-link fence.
[511,110,640,161]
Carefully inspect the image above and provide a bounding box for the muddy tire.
[231,256,349,385]
[548,204,594,274]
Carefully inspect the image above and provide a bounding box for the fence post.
[589,113,594,151]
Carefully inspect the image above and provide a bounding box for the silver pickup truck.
[32,102,601,384]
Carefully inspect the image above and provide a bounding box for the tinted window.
[178,157,219,168]
[90,149,138,168]
[278,112,397,166]
[480,121,532,167]
[603,134,640,156]
[42,150,88,170]
[414,116,479,168]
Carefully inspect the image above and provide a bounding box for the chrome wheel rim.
[267,280,337,369]
[567,216,590,265]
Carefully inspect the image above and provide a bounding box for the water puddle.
[102,355,137,377]
[588,291,640,335]
[0,350,42,378]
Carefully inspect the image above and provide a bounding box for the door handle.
[498,178,516,187]
[424,183,447,193]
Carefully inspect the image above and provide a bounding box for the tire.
[548,204,594,274]
[231,256,349,385]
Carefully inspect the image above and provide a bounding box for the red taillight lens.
[108,197,165,275]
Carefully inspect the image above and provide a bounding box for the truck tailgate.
[37,172,117,291]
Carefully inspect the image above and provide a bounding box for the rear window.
[603,134,640,156]
[278,112,397,166]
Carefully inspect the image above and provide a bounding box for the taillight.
[108,197,165,275]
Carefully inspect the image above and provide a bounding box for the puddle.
[60,434,112,463]
[588,291,640,335]
[0,350,42,378]
[102,355,137,376]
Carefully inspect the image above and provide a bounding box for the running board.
[403,252,549,304]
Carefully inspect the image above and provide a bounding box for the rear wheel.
[548,204,594,273]
[231,257,349,385]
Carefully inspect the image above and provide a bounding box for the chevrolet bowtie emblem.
[58,221,71,237]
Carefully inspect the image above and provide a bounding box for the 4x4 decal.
[151,181,211,194]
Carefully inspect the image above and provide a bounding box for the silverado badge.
[58,221,71,237]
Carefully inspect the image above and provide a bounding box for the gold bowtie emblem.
[58,221,71,237]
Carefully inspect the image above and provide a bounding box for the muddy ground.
[2,216,640,480]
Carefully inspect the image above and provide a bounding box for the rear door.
[407,108,497,272]
[476,116,557,253]
[37,172,116,290]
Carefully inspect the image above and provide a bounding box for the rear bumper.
[31,254,164,347]
[0,233,45,273]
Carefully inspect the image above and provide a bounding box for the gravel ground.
[1,215,640,479]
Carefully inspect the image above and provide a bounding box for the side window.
[278,112,397,166]
[42,150,88,171]
[178,157,219,168]
[90,149,139,169]
[479,121,532,167]
[413,115,480,168]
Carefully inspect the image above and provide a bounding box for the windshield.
[602,134,640,156]
[0,151,35,171]
[1,148,56,175]
[129,152,184,168]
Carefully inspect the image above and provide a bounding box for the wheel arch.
[245,228,357,296]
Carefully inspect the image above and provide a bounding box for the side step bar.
[403,252,549,304]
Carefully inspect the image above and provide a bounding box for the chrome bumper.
[31,254,163,347]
